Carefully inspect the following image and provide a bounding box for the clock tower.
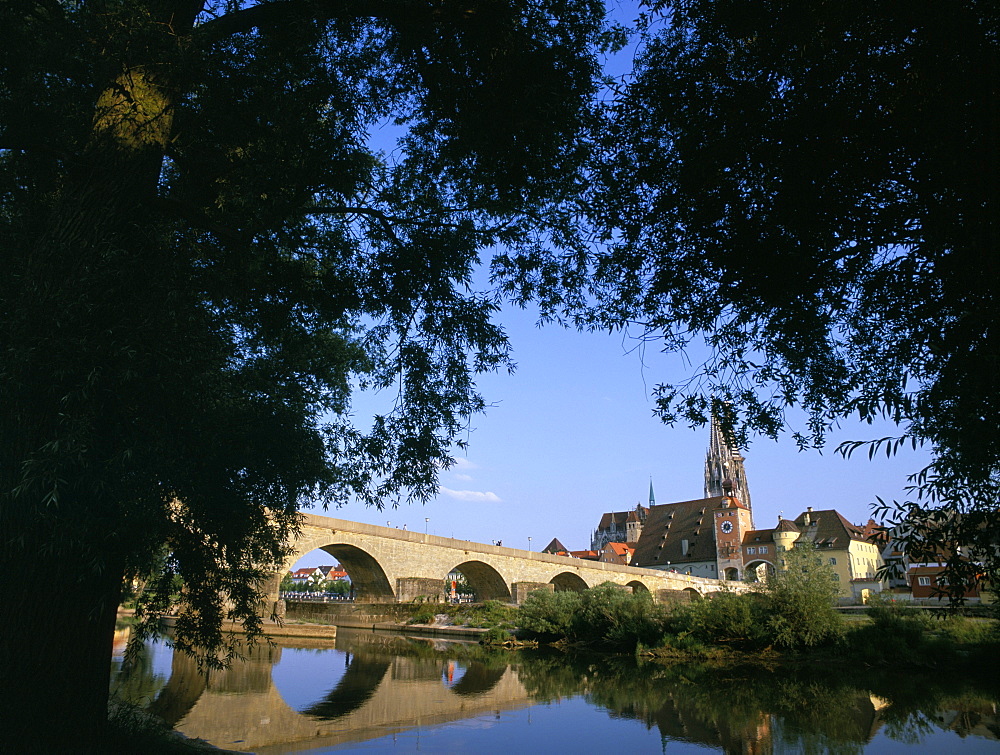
[713,488,752,580]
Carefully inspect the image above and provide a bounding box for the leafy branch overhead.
[496,0,1000,599]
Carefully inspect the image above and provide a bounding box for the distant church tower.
[704,414,752,511]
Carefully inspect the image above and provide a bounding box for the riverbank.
[147,610,489,642]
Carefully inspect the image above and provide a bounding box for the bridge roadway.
[266,512,745,608]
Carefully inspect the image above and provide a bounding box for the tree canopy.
[0,0,611,746]
[498,0,999,597]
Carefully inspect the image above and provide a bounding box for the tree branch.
[306,204,514,238]
[194,0,484,45]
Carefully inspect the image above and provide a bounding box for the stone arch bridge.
[268,513,746,607]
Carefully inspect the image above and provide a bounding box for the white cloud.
[451,458,479,471]
[439,486,501,503]
[452,473,473,481]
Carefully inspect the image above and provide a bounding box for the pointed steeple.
[648,477,656,506]
[704,414,752,511]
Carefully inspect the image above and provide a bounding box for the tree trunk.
[0,24,180,748]
[0,526,124,751]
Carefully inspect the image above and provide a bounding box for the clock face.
[721,520,733,534]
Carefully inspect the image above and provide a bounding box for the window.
[747,546,756,555]
[829,558,837,565]
[833,574,840,581]
[759,546,768,554]
[918,576,931,586]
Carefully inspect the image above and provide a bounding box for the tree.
[762,541,842,649]
[0,0,610,747]
[498,1,1000,598]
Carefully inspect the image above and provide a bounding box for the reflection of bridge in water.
[148,632,534,752]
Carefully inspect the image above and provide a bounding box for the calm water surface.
[111,627,1000,754]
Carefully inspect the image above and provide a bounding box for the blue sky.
[295,300,929,567]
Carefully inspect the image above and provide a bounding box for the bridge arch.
[683,587,702,600]
[299,653,392,720]
[451,560,511,602]
[449,663,507,696]
[626,580,649,594]
[311,543,394,601]
[745,560,774,582]
[550,572,588,592]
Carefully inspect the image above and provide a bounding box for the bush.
[517,589,582,639]
[574,583,671,650]
[480,626,513,645]
[761,542,843,649]
[846,597,931,665]
[865,594,931,645]
[675,590,765,647]
[516,583,671,651]
[461,600,517,629]
[408,607,437,625]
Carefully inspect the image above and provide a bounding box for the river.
[110,626,1000,753]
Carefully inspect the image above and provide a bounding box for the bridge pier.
[512,582,553,605]
[655,588,699,604]
[396,577,444,603]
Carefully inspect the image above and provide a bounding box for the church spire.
[648,478,655,506]
[704,414,752,511]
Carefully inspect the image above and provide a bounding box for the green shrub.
[864,594,931,646]
[574,583,671,650]
[938,615,999,645]
[408,607,437,625]
[517,589,582,639]
[462,600,517,628]
[516,583,671,651]
[675,590,764,646]
[480,626,513,645]
[761,542,843,649]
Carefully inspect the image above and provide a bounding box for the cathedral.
[589,418,886,597]
[631,418,755,579]
[590,418,754,579]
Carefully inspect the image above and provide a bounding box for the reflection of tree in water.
[144,649,207,727]
[110,637,171,710]
[119,640,277,727]
[513,651,1000,754]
